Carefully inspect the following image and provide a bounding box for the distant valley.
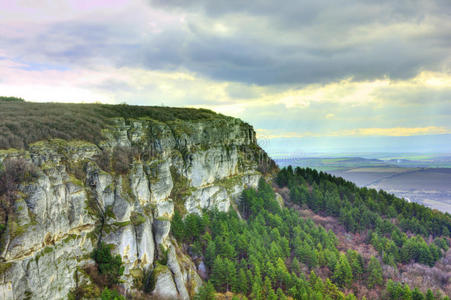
[275,154,451,213]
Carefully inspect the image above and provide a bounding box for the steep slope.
[0,102,275,299]
[170,169,450,300]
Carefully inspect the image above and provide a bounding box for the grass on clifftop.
[0,97,223,150]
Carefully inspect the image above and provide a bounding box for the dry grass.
[397,249,451,296]
[285,200,451,298]
[288,203,379,260]
[0,99,222,150]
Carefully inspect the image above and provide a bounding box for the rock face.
[0,116,273,299]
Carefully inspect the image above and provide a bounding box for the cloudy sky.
[1,0,450,154]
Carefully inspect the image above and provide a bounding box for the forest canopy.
[276,167,451,267]
[174,177,451,299]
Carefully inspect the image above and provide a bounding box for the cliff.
[0,108,275,299]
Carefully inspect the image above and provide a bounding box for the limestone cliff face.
[0,116,273,299]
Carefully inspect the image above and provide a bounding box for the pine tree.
[333,254,353,288]
[275,258,289,289]
[263,276,273,298]
[185,213,204,241]
[345,294,358,300]
[346,250,363,280]
[367,257,383,288]
[402,284,412,300]
[386,280,405,299]
[211,256,225,291]
[171,211,185,241]
[324,278,343,299]
[195,281,216,300]
[223,258,236,292]
[425,289,434,300]
[251,281,262,300]
[383,252,397,267]
[291,257,301,275]
[205,240,216,268]
[309,270,324,294]
[412,287,425,300]
[265,261,276,284]
[246,269,254,289]
[267,288,277,300]
[236,268,248,295]
[276,288,287,300]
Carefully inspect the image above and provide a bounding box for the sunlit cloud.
[325,113,335,119]
[257,126,450,139]
[341,126,451,137]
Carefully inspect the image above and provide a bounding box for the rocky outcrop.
[0,116,272,299]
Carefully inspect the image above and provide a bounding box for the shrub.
[95,146,133,174]
[169,166,191,215]
[95,149,111,172]
[171,210,185,241]
[158,245,169,266]
[112,146,132,174]
[0,158,38,193]
[194,281,216,300]
[91,243,124,286]
[130,212,146,226]
[68,282,101,300]
[0,96,24,102]
[0,158,38,231]
[101,287,125,300]
[143,268,156,294]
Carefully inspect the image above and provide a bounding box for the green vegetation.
[194,281,216,300]
[130,212,146,226]
[169,166,192,215]
[385,280,441,300]
[0,158,38,243]
[0,99,224,149]
[91,243,124,286]
[157,245,169,266]
[366,257,383,288]
[173,177,450,299]
[100,287,125,300]
[35,246,55,263]
[68,282,102,300]
[0,262,13,275]
[174,179,371,299]
[0,96,25,102]
[277,167,451,267]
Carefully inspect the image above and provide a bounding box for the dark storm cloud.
[150,0,451,23]
[144,0,451,84]
[1,0,450,86]
[178,34,434,84]
[0,21,131,67]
